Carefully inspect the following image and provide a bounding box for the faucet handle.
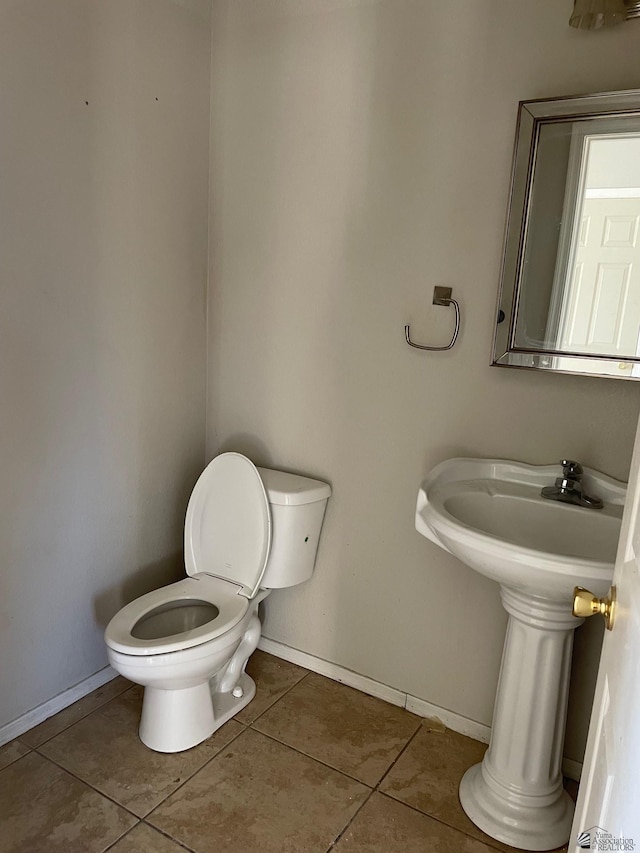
[561,460,583,480]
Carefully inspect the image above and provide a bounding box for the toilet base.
[139,673,256,753]
[212,672,256,728]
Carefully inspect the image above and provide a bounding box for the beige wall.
[0,0,211,728]
[207,0,640,762]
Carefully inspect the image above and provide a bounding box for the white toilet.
[104,452,331,753]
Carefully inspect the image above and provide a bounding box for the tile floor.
[0,651,574,853]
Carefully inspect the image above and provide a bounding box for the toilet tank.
[257,467,331,589]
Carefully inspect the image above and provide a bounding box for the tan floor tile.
[380,724,569,853]
[235,650,308,724]
[253,672,421,785]
[335,792,497,852]
[107,822,188,852]
[380,724,485,825]
[21,676,132,747]
[148,727,370,853]
[40,686,244,817]
[0,751,136,853]
[0,738,31,771]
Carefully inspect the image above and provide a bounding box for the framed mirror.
[492,90,640,379]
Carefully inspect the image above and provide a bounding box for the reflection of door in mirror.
[550,127,640,376]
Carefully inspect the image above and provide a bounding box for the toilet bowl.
[104,452,330,753]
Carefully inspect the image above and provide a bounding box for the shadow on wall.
[93,554,184,630]
[207,1,632,764]
[565,614,606,763]
[93,435,280,637]
[216,434,275,469]
[209,0,508,701]
[216,432,331,485]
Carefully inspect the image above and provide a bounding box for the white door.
[555,194,640,377]
[570,414,640,850]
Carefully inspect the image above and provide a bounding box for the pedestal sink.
[415,458,625,852]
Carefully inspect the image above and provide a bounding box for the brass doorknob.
[572,586,616,631]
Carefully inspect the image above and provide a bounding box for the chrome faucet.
[540,460,603,509]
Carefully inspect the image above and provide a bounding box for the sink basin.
[414,458,626,851]
[416,458,625,600]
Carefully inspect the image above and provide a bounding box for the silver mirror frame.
[492,89,640,380]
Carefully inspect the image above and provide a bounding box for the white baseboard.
[562,757,583,783]
[0,665,118,748]
[258,637,582,782]
[258,637,489,737]
[405,692,491,743]
[259,637,407,708]
[3,642,583,784]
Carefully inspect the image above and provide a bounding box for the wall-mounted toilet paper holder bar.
[404,287,460,351]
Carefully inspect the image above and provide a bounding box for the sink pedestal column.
[459,586,582,851]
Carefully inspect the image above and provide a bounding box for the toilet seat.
[105,574,249,656]
[105,453,272,658]
[185,452,271,597]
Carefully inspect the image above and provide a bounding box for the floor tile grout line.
[137,689,436,851]
[30,703,250,821]
[373,719,423,791]
[326,786,491,853]
[248,691,424,790]
[14,661,535,853]
[245,726,378,789]
[322,786,377,853]
[323,720,461,853]
[142,722,251,821]
[0,749,33,777]
[143,706,386,853]
[319,723,430,851]
[372,722,526,853]
[239,668,311,726]
[246,720,421,795]
[14,743,558,853]
[31,747,146,820]
[20,669,311,824]
[101,820,142,852]
[101,818,200,853]
[35,719,262,826]
[0,747,34,773]
[19,681,136,750]
[140,820,200,853]
[377,789,517,853]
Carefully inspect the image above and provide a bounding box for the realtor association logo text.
[577,827,636,850]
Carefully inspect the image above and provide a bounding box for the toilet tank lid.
[257,467,331,506]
